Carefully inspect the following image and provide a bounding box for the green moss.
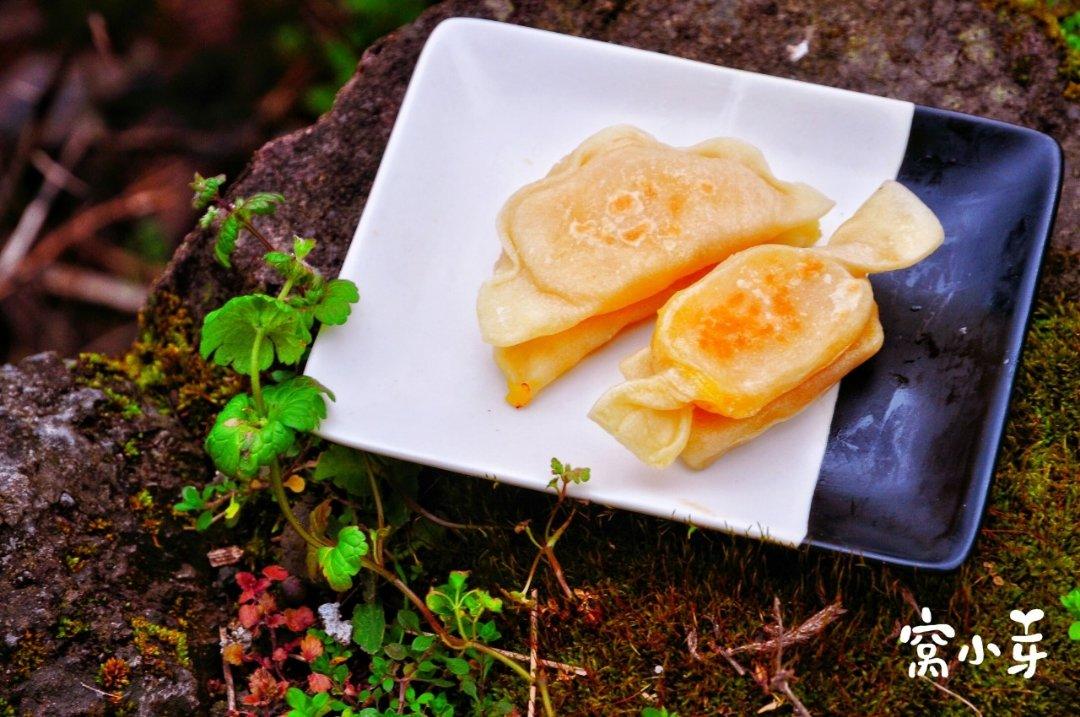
[131,617,190,670]
[123,439,141,458]
[74,292,243,426]
[412,249,1079,715]
[130,489,153,509]
[995,0,1080,98]
[9,631,50,680]
[55,616,89,639]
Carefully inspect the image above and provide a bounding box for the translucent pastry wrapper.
[589,180,944,468]
[479,125,833,405]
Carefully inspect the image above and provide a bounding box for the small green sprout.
[514,457,592,603]
[1061,588,1080,640]
[426,571,503,644]
[547,456,590,489]
[191,171,285,267]
[641,708,678,717]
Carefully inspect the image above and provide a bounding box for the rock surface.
[0,353,221,714]
[0,1,1075,714]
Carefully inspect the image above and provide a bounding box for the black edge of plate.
[805,105,1064,570]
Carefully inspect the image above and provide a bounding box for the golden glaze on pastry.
[589,180,944,468]
[478,126,834,405]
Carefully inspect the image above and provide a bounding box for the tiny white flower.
[318,602,353,645]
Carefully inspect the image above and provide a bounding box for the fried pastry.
[478,126,834,406]
[589,180,943,468]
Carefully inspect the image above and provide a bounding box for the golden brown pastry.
[478,126,834,406]
[589,180,944,468]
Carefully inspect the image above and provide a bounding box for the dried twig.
[0,119,100,281]
[728,601,846,656]
[528,589,539,717]
[489,646,587,677]
[0,119,40,218]
[86,12,114,58]
[0,55,65,219]
[400,628,587,676]
[219,627,236,713]
[30,149,89,195]
[687,621,746,675]
[39,263,147,312]
[78,681,121,702]
[768,597,811,717]
[701,600,847,717]
[73,237,158,279]
[0,184,171,300]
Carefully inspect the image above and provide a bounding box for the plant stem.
[471,641,536,685]
[519,551,543,598]
[359,558,537,685]
[269,460,329,548]
[365,456,386,566]
[240,217,276,254]
[544,546,575,602]
[249,327,265,413]
[539,671,555,717]
[276,277,295,302]
[361,557,455,644]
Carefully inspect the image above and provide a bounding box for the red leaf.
[299,634,324,662]
[243,667,285,707]
[283,606,315,633]
[308,672,333,693]
[262,565,289,581]
[236,572,258,590]
[238,603,261,629]
[258,590,277,608]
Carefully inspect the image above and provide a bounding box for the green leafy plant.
[179,173,360,562]
[641,707,678,717]
[1062,588,1080,640]
[180,173,562,715]
[223,566,515,716]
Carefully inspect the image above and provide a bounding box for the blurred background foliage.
[0,0,1075,363]
[0,0,432,361]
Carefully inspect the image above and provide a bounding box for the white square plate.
[305,18,915,545]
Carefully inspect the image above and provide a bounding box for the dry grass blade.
[918,675,982,716]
